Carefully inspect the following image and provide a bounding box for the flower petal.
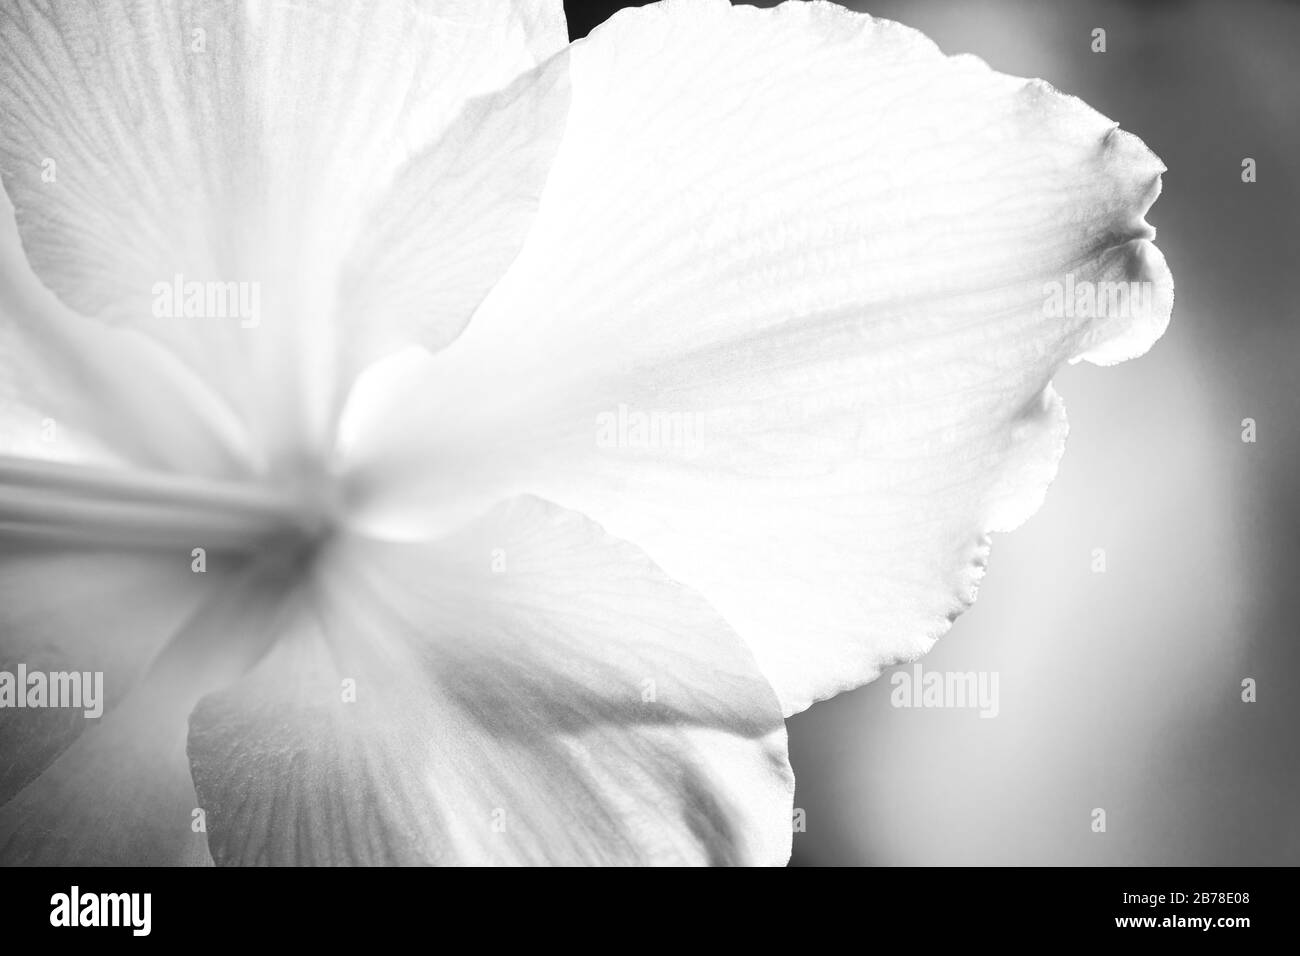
[187,496,793,866]
[0,552,297,864]
[0,191,259,474]
[0,541,222,805]
[341,0,1173,715]
[335,51,570,380]
[0,0,568,452]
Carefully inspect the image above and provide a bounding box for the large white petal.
[342,0,1173,715]
[0,0,567,457]
[187,497,793,866]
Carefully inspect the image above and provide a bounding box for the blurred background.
[568,0,1300,865]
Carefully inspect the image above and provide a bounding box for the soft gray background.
[779,0,1299,866]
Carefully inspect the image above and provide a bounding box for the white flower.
[0,0,1171,865]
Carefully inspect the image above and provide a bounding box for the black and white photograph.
[0,0,1294,929]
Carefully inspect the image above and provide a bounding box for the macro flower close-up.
[0,0,1173,866]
